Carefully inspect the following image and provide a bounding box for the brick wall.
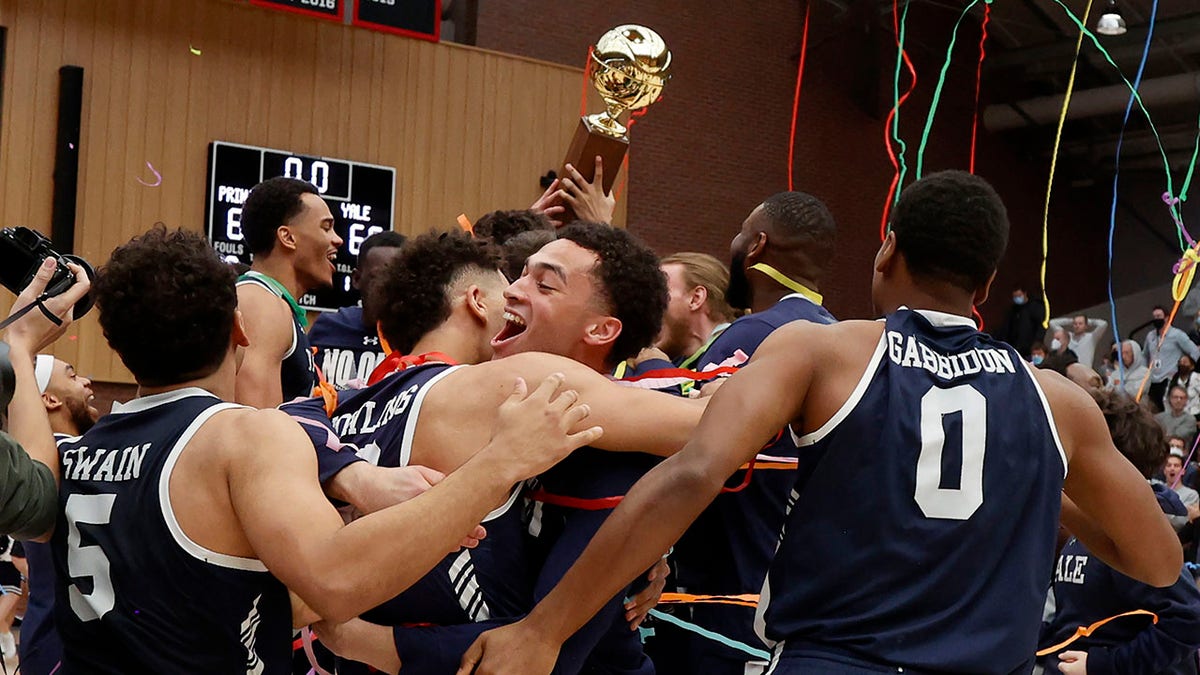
[475,0,1109,326]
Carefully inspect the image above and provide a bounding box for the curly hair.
[889,170,1008,293]
[501,229,556,282]
[93,226,237,386]
[240,177,320,255]
[1090,388,1165,478]
[472,210,554,246]
[556,222,667,366]
[371,230,503,354]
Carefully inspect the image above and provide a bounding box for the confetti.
[136,161,162,188]
[189,45,202,56]
[68,335,77,341]
[68,143,75,150]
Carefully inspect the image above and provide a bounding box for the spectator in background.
[1157,386,1198,450]
[655,253,738,366]
[1030,341,1047,366]
[308,230,406,390]
[1163,451,1200,534]
[1188,308,1200,346]
[997,284,1045,358]
[1169,354,1200,419]
[1108,340,1150,398]
[1049,314,1108,368]
[1050,327,1075,359]
[1143,305,1200,413]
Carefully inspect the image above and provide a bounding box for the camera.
[0,227,95,320]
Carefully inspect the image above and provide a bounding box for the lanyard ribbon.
[239,271,308,328]
[749,263,823,305]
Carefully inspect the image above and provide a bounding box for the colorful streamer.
[969,1,991,174]
[915,0,982,180]
[881,0,918,239]
[1038,0,1095,329]
[787,0,812,191]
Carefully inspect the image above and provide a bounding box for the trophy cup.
[561,25,671,209]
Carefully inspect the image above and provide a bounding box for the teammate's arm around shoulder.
[470,352,706,457]
[1039,370,1182,586]
[227,375,599,623]
[234,284,292,408]
[458,322,825,675]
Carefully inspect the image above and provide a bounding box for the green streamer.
[915,0,981,180]
[890,0,913,207]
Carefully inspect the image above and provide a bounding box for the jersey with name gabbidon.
[763,308,1066,673]
[52,389,291,674]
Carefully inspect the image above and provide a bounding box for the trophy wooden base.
[559,117,628,223]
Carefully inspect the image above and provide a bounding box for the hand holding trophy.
[557,25,671,222]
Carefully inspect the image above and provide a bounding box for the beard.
[726,250,752,311]
[65,397,98,434]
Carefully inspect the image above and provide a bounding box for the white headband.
[34,354,54,394]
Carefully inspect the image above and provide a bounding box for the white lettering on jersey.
[240,594,265,675]
[886,331,1015,380]
[1055,554,1088,585]
[61,444,150,482]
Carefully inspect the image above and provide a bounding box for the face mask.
[1031,355,1044,365]
[1153,318,1166,329]
[1012,295,1026,306]
[1050,339,1062,351]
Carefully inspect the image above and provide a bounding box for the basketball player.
[458,171,1183,675]
[3,227,599,673]
[286,225,691,673]
[19,355,102,675]
[1038,389,1200,674]
[236,176,339,406]
[656,192,837,675]
[308,230,406,390]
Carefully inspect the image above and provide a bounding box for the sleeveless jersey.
[763,309,1066,673]
[308,306,386,390]
[668,293,836,672]
[237,274,318,400]
[281,364,535,628]
[52,389,291,674]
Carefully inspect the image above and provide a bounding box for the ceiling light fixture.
[1096,0,1127,36]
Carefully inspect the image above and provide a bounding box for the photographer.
[0,257,91,539]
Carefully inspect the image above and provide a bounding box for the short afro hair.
[759,191,837,259]
[1090,389,1166,478]
[372,230,503,354]
[556,222,667,366]
[359,230,406,260]
[240,177,321,255]
[501,229,557,282]
[473,210,554,246]
[889,170,1009,293]
[94,226,237,386]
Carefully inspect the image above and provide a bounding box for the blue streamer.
[647,609,771,661]
[1107,0,1160,383]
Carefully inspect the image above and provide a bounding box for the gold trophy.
[561,25,671,203]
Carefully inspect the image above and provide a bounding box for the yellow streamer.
[1172,244,1200,302]
[1041,0,1095,329]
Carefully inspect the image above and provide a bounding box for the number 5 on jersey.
[66,493,117,621]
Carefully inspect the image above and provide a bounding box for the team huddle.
[1,169,1193,675]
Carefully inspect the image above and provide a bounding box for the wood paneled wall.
[0,0,611,383]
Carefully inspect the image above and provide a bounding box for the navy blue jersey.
[1038,483,1200,675]
[238,274,318,400]
[764,309,1065,673]
[308,306,386,390]
[52,389,292,674]
[667,294,835,672]
[281,364,536,626]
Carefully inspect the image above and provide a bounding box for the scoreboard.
[205,141,396,312]
[248,0,441,41]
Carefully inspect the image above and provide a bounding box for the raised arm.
[456,324,819,675]
[1088,317,1108,333]
[1045,371,1183,586]
[230,375,600,623]
[234,284,293,408]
